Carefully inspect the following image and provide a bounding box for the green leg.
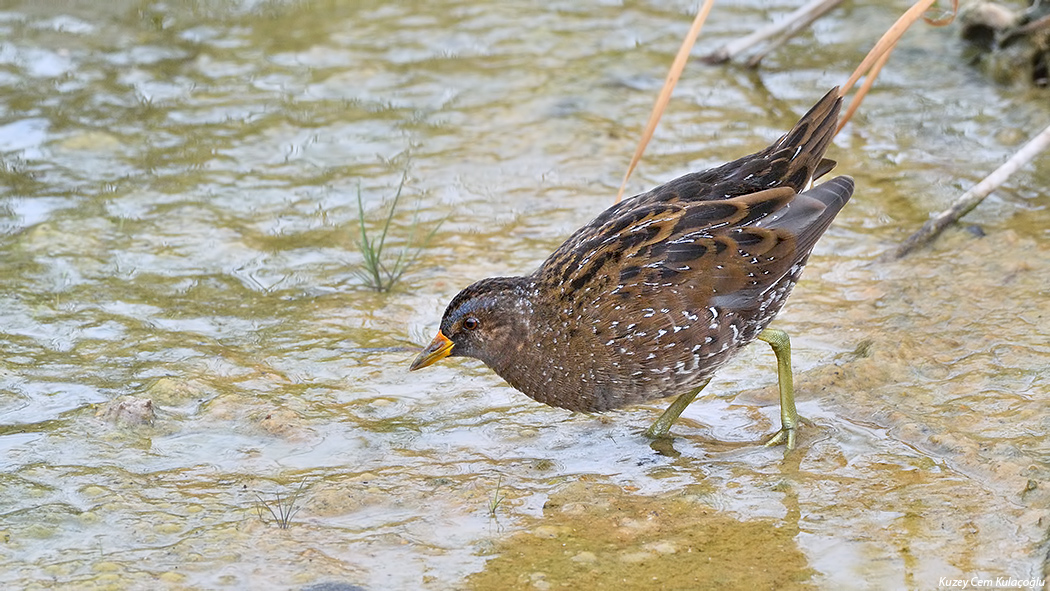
[758,328,798,450]
[644,378,711,439]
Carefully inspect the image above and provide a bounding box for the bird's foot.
[764,425,796,450]
[643,422,673,440]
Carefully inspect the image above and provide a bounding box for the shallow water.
[1,1,1048,590]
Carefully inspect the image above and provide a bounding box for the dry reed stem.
[836,42,894,134]
[615,0,715,203]
[701,0,844,66]
[836,0,957,133]
[890,122,1050,259]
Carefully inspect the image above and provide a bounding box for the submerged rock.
[96,396,155,426]
[961,1,1050,86]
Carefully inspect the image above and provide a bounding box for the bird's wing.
[531,179,853,408]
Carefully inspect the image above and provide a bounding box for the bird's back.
[540,88,843,285]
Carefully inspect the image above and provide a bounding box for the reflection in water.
[0,1,1048,589]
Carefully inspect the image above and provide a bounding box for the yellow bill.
[409,331,454,371]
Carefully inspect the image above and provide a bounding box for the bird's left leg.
[758,328,799,449]
[644,378,712,439]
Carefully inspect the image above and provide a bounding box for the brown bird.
[411,88,853,449]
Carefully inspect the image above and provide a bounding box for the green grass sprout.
[355,171,442,292]
[255,478,309,529]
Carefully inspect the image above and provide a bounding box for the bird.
[410,87,853,449]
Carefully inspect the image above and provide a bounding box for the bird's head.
[410,277,533,371]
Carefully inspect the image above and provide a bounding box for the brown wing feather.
[543,87,842,278]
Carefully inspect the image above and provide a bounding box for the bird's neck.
[478,282,586,409]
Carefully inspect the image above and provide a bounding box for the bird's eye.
[463,317,480,330]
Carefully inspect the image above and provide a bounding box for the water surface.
[1,1,1048,589]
